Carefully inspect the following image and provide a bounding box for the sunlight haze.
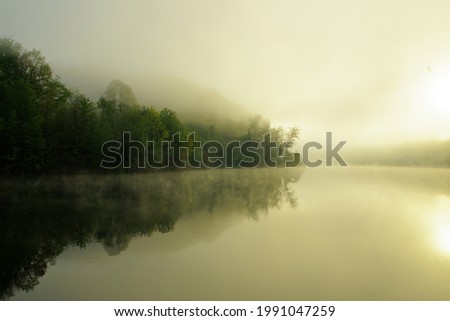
[3,0,450,307]
[1,0,449,145]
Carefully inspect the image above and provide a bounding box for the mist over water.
[2,167,450,300]
[0,168,301,299]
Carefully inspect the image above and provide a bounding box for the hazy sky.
[1,0,450,145]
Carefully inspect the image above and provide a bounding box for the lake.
[2,166,450,300]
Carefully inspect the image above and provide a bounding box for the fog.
[2,0,450,148]
[3,1,450,303]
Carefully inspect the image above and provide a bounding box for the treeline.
[0,38,298,174]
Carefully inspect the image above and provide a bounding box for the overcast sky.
[1,0,450,145]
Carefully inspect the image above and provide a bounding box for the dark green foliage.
[48,93,101,168]
[0,38,46,173]
[0,39,182,174]
[0,38,299,174]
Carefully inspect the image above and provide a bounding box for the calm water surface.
[2,166,450,300]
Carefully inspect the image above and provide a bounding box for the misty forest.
[0,38,299,174]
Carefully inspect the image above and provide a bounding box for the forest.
[0,38,299,174]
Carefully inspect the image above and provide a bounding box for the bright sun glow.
[408,63,450,140]
[432,196,450,255]
[436,226,450,255]
[419,67,450,116]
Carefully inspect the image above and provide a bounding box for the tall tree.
[102,79,138,107]
[0,38,46,173]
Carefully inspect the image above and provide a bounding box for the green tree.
[102,79,138,107]
[159,107,184,138]
[49,92,101,168]
[0,38,46,173]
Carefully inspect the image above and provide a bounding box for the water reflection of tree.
[0,168,302,299]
